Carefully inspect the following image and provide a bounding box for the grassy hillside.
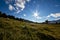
[0,17,60,40]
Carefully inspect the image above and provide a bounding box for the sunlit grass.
[0,17,60,40]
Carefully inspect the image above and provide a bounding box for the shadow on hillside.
[21,26,59,40]
[0,26,60,40]
[0,31,59,40]
[36,32,56,40]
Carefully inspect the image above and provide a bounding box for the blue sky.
[0,0,60,22]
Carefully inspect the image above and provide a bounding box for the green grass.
[0,17,60,40]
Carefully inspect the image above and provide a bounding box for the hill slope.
[0,17,60,40]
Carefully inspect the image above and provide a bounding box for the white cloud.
[47,13,60,18]
[33,10,41,19]
[9,4,15,11]
[14,0,25,11]
[16,10,21,13]
[55,18,60,20]
[5,0,30,13]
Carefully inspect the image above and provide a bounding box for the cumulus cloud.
[33,10,41,19]
[9,4,15,11]
[47,13,60,18]
[5,0,30,13]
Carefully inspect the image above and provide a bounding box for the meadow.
[0,17,60,40]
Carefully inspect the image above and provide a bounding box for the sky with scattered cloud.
[5,0,30,13]
[0,0,60,22]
